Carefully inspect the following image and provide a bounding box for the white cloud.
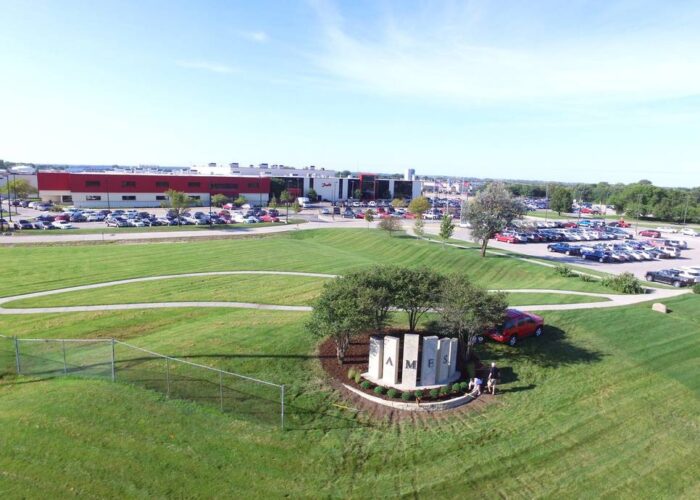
[309,2,700,105]
[240,30,269,43]
[176,60,236,74]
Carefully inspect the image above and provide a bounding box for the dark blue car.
[547,242,581,256]
[580,248,611,263]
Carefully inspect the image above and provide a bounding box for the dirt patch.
[318,332,495,423]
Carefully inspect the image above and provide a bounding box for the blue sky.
[1,0,699,186]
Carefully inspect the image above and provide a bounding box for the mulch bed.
[318,331,493,422]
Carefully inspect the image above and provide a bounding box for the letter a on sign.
[385,357,393,366]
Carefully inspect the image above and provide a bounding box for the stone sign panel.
[382,336,400,385]
[420,336,438,386]
[401,334,420,387]
[436,338,451,384]
[367,335,384,379]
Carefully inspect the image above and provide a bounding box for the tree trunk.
[480,238,489,257]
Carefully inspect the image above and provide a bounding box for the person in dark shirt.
[487,362,500,395]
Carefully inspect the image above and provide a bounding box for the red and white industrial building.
[36,170,422,208]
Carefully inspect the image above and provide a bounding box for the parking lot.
[444,225,700,281]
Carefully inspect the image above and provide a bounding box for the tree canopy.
[549,186,573,215]
[464,182,525,257]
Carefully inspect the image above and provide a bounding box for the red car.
[260,215,280,223]
[639,229,661,238]
[488,309,544,346]
[494,232,518,243]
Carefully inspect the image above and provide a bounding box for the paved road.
[0,271,688,315]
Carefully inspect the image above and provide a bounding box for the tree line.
[306,266,507,369]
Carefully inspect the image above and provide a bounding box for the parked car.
[580,248,611,263]
[656,226,678,234]
[106,218,129,227]
[645,269,695,287]
[260,214,280,223]
[51,221,75,229]
[494,232,518,243]
[547,242,581,255]
[679,227,698,237]
[487,309,544,346]
[639,229,661,238]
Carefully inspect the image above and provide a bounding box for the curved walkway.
[0,271,688,315]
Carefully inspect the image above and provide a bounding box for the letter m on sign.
[405,359,417,370]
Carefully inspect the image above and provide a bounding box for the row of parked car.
[546,240,686,263]
[645,268,700,287]
[494,224,633,245]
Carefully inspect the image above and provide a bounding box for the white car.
[673,268,700,283]
[656,226,678,233]
[243,217,259,224]
[129,220,145,227]
[368,201,377,207]
[51,221,75,229]
[680,227,699,237]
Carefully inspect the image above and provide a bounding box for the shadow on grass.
[484,325,604,369]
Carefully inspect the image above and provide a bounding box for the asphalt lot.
[441,225,700,280]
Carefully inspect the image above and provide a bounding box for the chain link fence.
[0,335,285,428]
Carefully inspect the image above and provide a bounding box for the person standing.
[487,362,500,395]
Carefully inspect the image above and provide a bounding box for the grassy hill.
[0,229,698,497]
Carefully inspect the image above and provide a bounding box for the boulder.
[651,303,668,314]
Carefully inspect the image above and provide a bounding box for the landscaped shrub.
[374,386,385,395]
[451,383,461,394]
[439,385,451,396]
[459,381,469,392]
[693,284,700,294]
[579,273,595,282]
[554,264,575,277]
[429,388,440,399]
[387,388,399,398]
[401,391,412,401]
[601,272,644,294]
[414,390,424,399]
[354,373,362,384]
[347,368,357,380]
[360,380,372,390]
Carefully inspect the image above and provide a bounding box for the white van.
[297,197,311,208]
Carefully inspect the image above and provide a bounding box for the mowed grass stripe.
[0,229,615,298]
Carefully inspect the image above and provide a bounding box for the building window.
[122,181,136,188]
[86,195,102,201]
[156,195,167,201]
[156,181,169,188]
[188,182,201,188]
[61,195,73,203]
[210,183,238,189]
[122,195,136,201]
[190,195,201,200]
[85,180,101,187]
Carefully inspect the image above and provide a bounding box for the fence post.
[219,371,224,412]
[110,338,116,382]
[62,340,67,375]
[281,385,285,431]
[14,337,21,375]
[165,357,171,398]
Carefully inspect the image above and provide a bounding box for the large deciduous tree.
[440,274,508,366]
[550,186,573,215]
[464,182,525,257]
[5,178,38,198]
[163,189,192,226]
[305,276,376,364]
[392,267,444,332]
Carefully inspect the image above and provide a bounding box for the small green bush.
[602,272,644,294]
[554,264,575,277]
[360,380,372,390]
[414,390,424,399]
[579,274,595,282]
[387,388,399,398]
[401,391,412,401]
[459,381,469,392]
[451,383,461,394]
[439,385,451,396]
[374,386,385,395]
[429,388,440,399]
[347,368,357,380]
[693,284,700,295]
[354,372,362,384]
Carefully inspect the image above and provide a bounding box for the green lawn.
[3,276,607,309]
[0,229,697,497]
[0,228,616,298]
[0,294,698,497]
[5,274,329,308]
